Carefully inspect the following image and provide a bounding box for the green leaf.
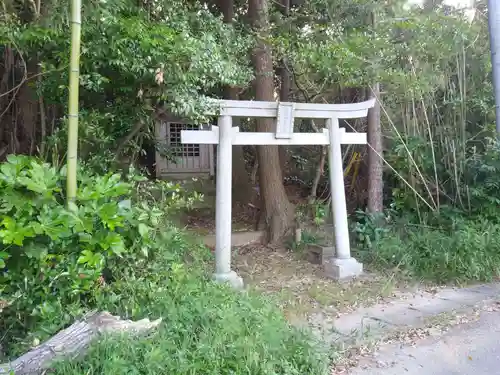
[138,223,150,238]
[23,243,49,259]
[0,217,35,245]
[77,249,103,267]
[100,232,126,256]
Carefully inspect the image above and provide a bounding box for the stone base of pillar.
[324,257,363,281]
[213,271,244,289]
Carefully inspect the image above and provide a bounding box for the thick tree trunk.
[0,312,161,375]
[0,47,14,155]
[249,0,294,243]
[367,83,383,213]
[38,73,46,156]
[18,59,39,155]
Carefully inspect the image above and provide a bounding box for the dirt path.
[342,302,500,375]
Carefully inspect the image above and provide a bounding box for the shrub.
[0,155,193,355]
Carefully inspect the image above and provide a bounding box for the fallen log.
[0,311,162,375]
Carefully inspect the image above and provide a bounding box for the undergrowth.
[353,210,500,284]
[0,155,328,375]
[52,249,329,375]
[350,138,500,285]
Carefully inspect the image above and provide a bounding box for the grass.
[356,217,500,284]
[48,239,330,375]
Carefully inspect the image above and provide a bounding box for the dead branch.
[308,119,327,203]
[0,311,162,375]
[114,121,146,160]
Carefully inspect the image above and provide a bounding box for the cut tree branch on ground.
[0,311,162,375]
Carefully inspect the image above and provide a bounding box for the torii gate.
[181,99,375,288]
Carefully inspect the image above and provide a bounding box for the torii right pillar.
[325,116,363,280]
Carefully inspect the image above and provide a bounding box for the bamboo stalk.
[66,0,82,204]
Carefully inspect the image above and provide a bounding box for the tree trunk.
[366,10,383,214]
[249,0,294,243]
[0,47,14,137]
[0,312,161,375]
[367,83,383,213]
[0,47,16,156]
[38,73,46,157]
[18,78,37,155]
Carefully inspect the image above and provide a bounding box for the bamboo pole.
[66,0,82,204]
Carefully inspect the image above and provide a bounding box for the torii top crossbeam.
[183,99,375,145]
[216,99,375,118]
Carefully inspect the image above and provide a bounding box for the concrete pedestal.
[324,257,363,281]
[213,271,244,289]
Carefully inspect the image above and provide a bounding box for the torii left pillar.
[213,115,243,288]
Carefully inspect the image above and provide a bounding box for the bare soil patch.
[233,244,397,322]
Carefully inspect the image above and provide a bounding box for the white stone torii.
[181,99,375,288]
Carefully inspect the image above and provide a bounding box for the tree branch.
[0,311,162,375]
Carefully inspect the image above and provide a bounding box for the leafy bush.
[351,209,391,250]
[466,138,500,221]
[0,155,193,355]
[353,137,500,285]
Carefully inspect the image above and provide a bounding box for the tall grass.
[49,237,330,375]
[354,211,500,284]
